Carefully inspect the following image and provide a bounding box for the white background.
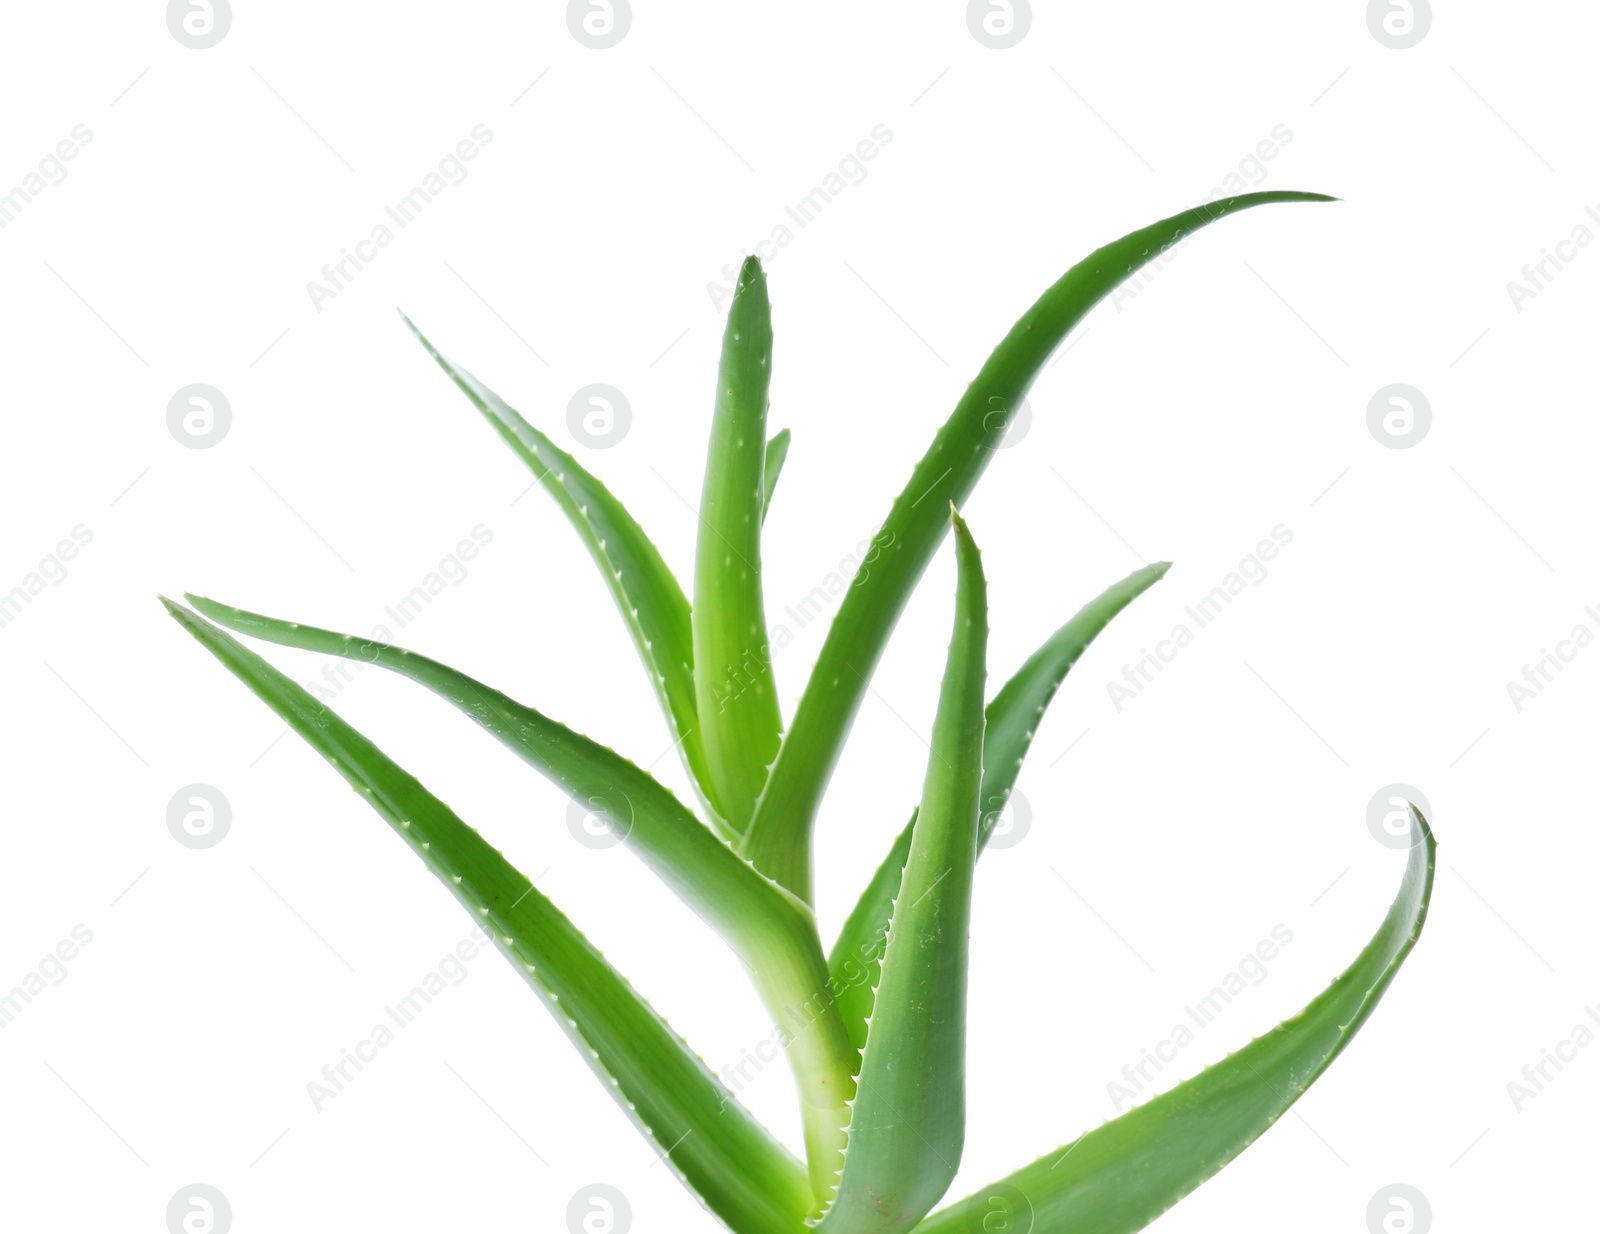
[1,2,1593,1231]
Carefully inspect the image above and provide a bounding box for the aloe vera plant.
[167,190,1437,1232]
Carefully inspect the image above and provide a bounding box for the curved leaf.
[916,808,1437,1234]
[976,562,1170,846]
[694,256,784,832]
[161,597,812,1234]
[829,562,1171,1064]
[184,593,781,953]
[819,510,988,1233]
[184,591,856,1205]
[743,192,1337,900]
[400,313,721,829]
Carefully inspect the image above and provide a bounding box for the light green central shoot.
[694,255,784,834]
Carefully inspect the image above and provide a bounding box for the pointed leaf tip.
[744,189,1333,898]
[761,429,791,525]
[734,254,768,304]
[830,558,1176,1056]
[403,327,718,832]
[916,801,1436,1234]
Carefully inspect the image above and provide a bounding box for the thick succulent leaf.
[819,511,988,1233]
[694,256,784,832]
[916,808,1437,1234]
[743,192,1336,900]
[185,592,855,1203]
[183,593,794,958]
[161,598,811,1234]
[762,427,791,525]
[400,313,719,826]
[829,562,1171,1064]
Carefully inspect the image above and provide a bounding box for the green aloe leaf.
[742,192,1336,901]
[182,592,856,1206]
[762,427,791,525]
[819,509,988,1233]
[916,808,1437,1234]
[185,594,787,954]
[693,256,784,833]
[828,563,1171,1065]
[400,313,721,828]
[160,598,812,1234]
